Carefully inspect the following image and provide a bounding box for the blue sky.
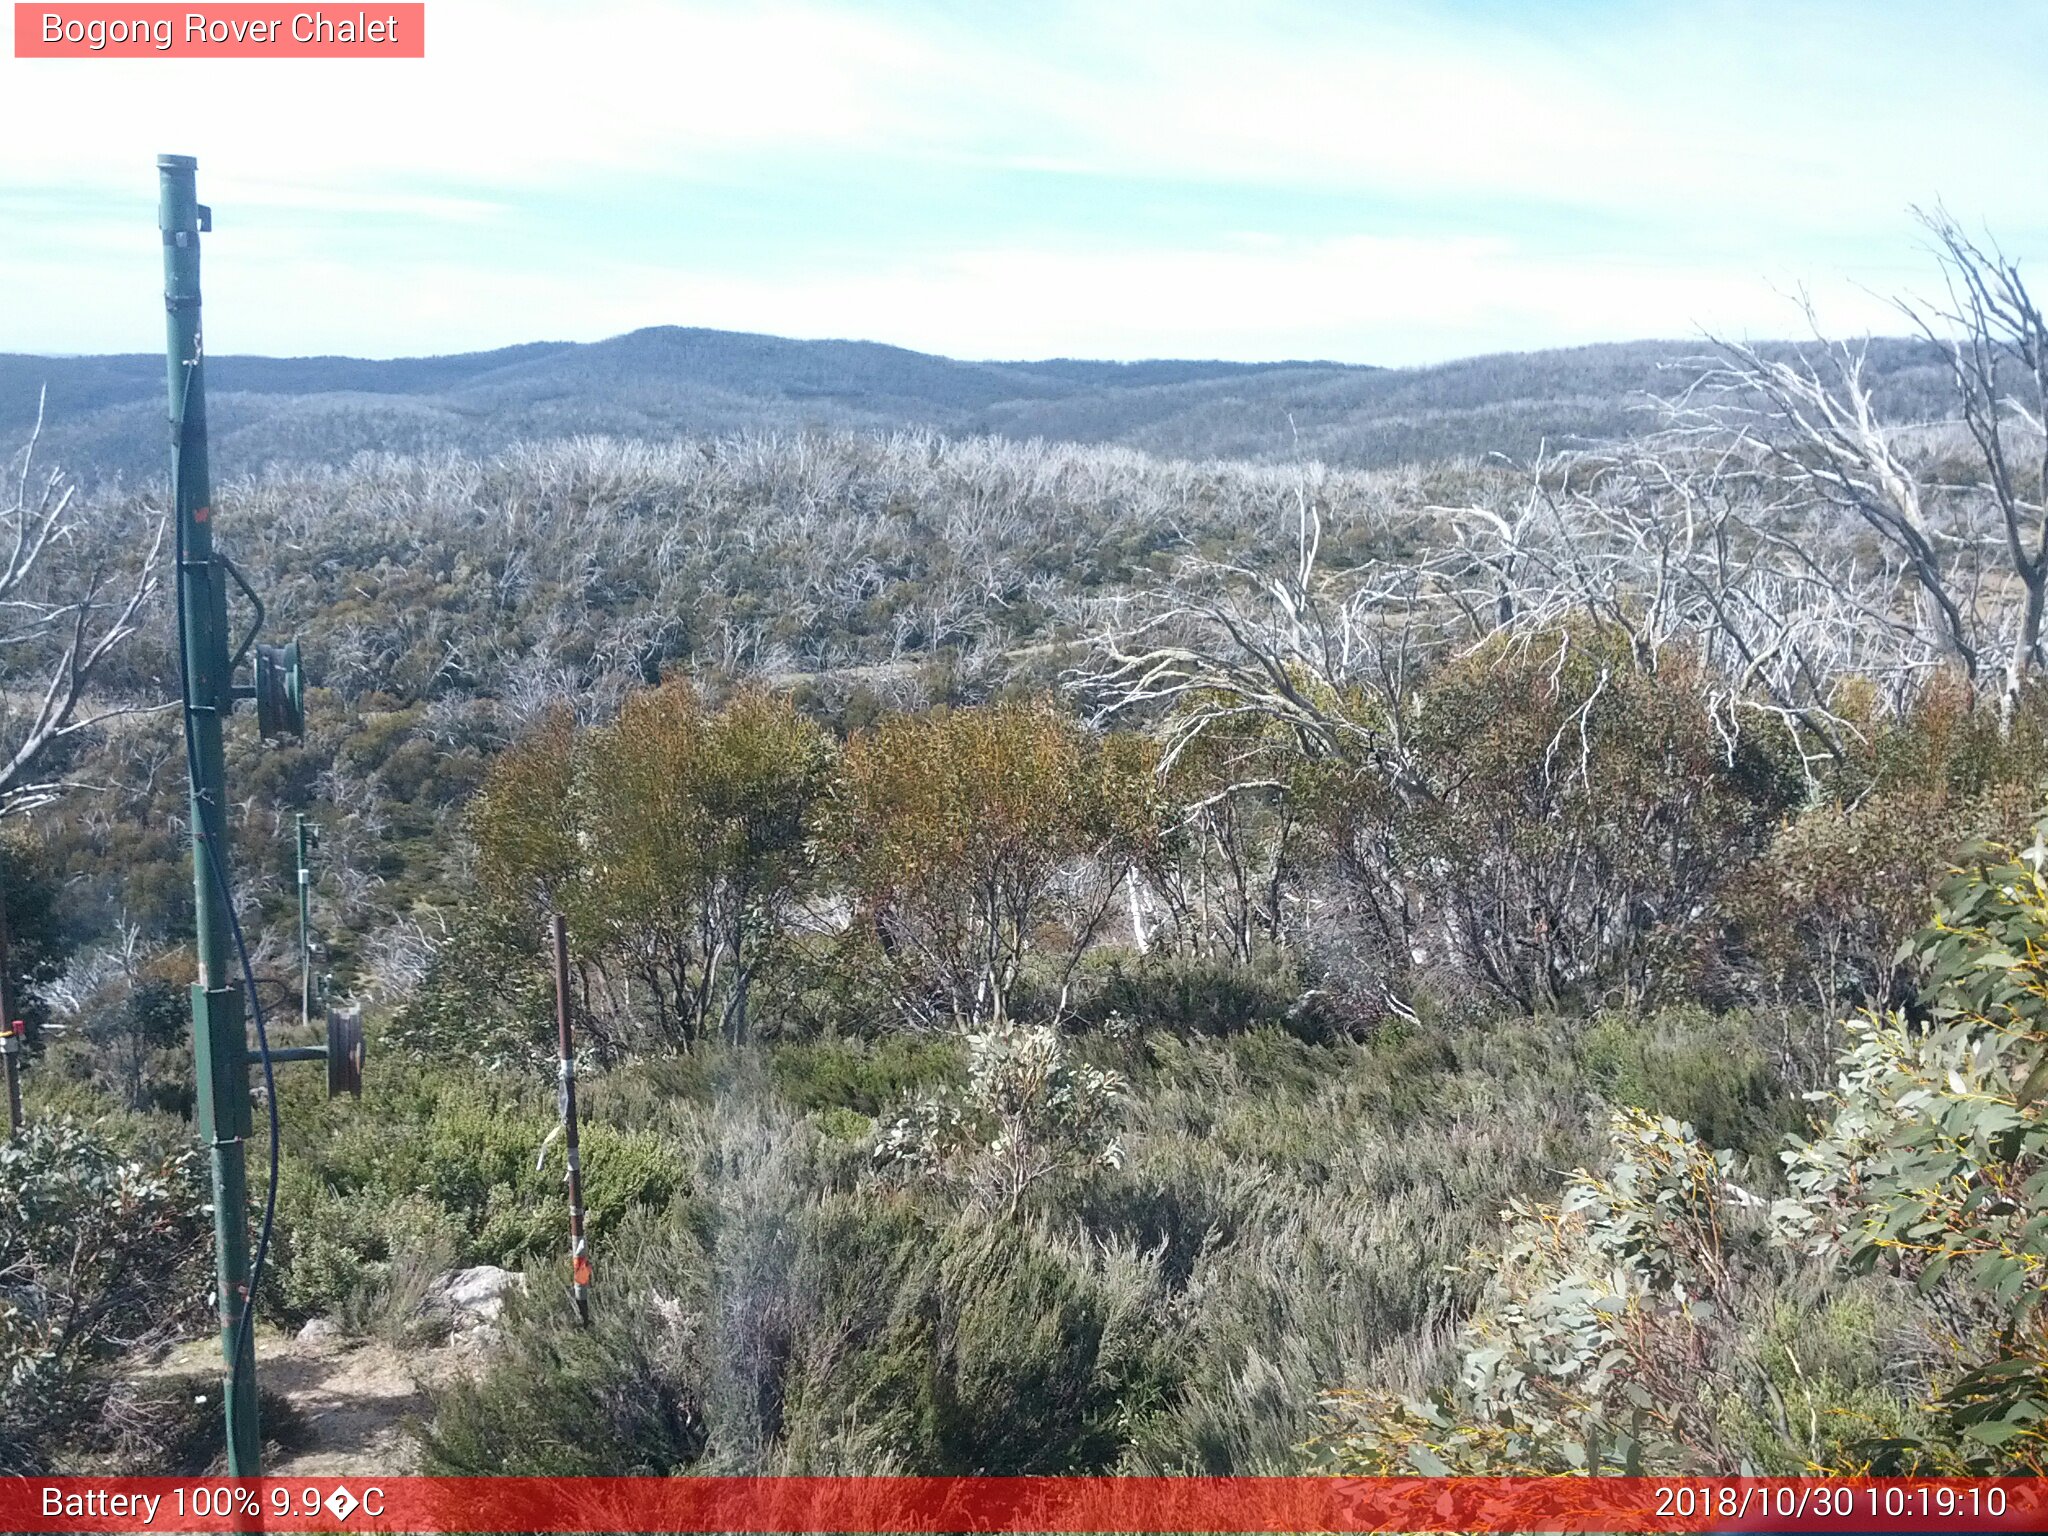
[3,1,2044,364]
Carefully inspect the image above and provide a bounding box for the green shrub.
[925,1219,1177,1473]
[1368,1026,1466,1122]
[270,1183,463,1336]
[1106,1027,1603,1473]
[1126,1026,1334,1104]
[420,1236,710,1475]
[768,1035,963,1116]
[579,1052,716,1128]
[423,1180,1181,1476]
[1075,1164,1236,1293]
[0,1117,208,1471]
[1777,819,2048,1472]
[1073,950,1316,1041]
[271,1072,687,1322]
[1577,1006,1810,1169]
[812,1106,874,1143]
[741,1201,1183,1474]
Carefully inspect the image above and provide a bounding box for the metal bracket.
[246,1008,362,1100]
[221,555,266,674]
[190,985,250,1141]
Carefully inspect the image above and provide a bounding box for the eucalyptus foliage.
[1778,820,2048,1469]
[876,1022,1125,1216]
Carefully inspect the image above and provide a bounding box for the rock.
[297,1317,344,1347]
[433,1265,525,1324]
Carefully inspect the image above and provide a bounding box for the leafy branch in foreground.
[1778,820,2048,1470]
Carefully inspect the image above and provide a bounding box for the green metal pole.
[297,814,312,1031]
[161,153,262,1477]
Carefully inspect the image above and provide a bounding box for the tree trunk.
[2001,573,2046,736]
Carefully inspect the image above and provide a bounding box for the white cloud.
[0,1,944,200]
[16,232,1898,366]
[933,2,2047,237]
[616,235,1916,364]
[1,1,2041,360]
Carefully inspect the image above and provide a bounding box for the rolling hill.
[0,326,1952,484]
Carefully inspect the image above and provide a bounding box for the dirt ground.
[137,1326,476,1475]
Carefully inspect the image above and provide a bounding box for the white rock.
[297,1317,344,1346]
[434,1265,526,1323]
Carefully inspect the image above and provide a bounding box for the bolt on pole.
[161,152,262,1477]
[551,914,591,1325]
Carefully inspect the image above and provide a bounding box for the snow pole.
[1,860,20,1136]
[297,814,316,1029]
[550,913,592,1324]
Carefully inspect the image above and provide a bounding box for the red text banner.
[14,5,425,57]
[5,1476,2044,1534]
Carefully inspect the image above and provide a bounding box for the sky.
[2,0,2044,366]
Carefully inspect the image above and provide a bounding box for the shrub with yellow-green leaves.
[833,700,1159,1029]
[466,683,837,1052]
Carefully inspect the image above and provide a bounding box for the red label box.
[14,4,425,57]
[5,1476,2047,1534]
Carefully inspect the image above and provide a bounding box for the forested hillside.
[5,218,2046,1480]
[0,327,1957,483]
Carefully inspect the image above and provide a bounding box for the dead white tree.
[1899,207,2048,729]
[1086,476,1456,783]
[0,394,168,817]
[1438,444,1926,778]
[1681,326,1978,675]
[1668,215,2045,733]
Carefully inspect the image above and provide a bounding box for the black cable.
[171,358,281,1427]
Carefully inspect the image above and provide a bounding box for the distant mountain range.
[0,325,1952,484]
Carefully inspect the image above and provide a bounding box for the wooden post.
[551,913,591,1324]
